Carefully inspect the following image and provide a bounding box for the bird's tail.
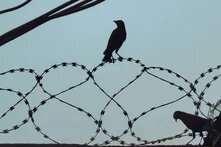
[102,54,112,62]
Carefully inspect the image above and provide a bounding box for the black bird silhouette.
[204,112,221,146]
[173,111,212,144]
[102,20,127,62]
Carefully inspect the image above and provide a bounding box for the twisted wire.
[0,57,220,145]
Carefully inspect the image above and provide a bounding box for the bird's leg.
[111,55,116,63]
[186,132,195,145]
[199,132,204,145]
[116,52,123,59]
[187,138,194,145]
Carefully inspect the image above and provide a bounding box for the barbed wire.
[0,57,221,145]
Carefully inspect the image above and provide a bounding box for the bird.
[173,111,212,144]
[204,112,221,146]
[213,113,221,132]
[102,20,127,62]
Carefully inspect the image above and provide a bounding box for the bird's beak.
[175,119,177,122]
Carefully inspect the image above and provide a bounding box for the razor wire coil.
[0,57,220,145]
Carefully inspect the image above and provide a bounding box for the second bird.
[102,20,127,62]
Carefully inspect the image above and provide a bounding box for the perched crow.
[102,20,127,62]
[213,113,221,132]
[204,113,221,146]
[173,111,212,144]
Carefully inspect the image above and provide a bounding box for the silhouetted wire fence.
[0,57,220,145]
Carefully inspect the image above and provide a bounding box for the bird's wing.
[177,112,208,132]
[106,28,124,51]
[187,114,208,131]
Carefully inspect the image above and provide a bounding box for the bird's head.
[114,20,125,26]
[173,111,180,122]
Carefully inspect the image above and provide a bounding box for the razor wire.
[0,57,221,145]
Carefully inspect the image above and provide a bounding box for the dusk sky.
[1,0,221,145]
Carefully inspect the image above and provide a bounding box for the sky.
[1,0,221,145]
